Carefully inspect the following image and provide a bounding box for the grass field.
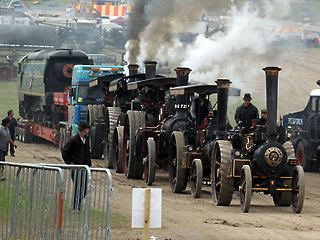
[0,80,19,120]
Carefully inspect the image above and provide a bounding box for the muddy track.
[9,140,320,240]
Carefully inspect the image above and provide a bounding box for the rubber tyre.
[168,131,187,193]
[240,165,252,213]
[144,137,156,186]
[296,141,312,172]
[211,140,234,206]
[291,166,305,213]
[112,126,124,173]
[190,159,203,198]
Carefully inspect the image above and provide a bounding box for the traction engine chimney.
[174,67,192,117]
[128,64,139,83]
[215,79,231,140]
[144,61,157,80]
[262,66,282,142]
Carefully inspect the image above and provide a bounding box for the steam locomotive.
[18,49,90,123]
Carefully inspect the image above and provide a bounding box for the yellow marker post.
[144,188,151,240]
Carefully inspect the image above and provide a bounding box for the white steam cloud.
[125,0,301,94]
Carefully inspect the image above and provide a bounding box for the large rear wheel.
[296,141,312,172]
[239,165,252,213]
[168,131,187,193]
[105,107,121,169]
[123,111,137,179]
[132,111,144,179]
[292,166,305,213]
[211,140,234,206]
[190,159,203,198]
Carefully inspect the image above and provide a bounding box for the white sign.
[132,188,162,228]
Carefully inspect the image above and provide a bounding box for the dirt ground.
[8,48,320,240]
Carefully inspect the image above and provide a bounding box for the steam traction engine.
[211,67,305,213]
[168,80,240,197]
[125,67,192,184]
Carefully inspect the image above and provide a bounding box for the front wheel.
[113,126,124,173]
[144,137,156,186]
[239,165,252,213]
[168,131,187,193]
[292,166,305,213]
[190,159,203,198]
[211,140,234,206]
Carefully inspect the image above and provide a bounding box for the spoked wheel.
[112,126,124,173]
[190,159,203,198]
[144,137,156,186]
[123,111,137,179]
[292,166,305,213]
[272,179,291,206]
[211,140,234,206]
[168,131,187,193]
[239,165,252,213]
[0,65,13,82]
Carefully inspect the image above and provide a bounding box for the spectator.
[7,110,18,157]
[61,121,91,210]
[0,117,17,180]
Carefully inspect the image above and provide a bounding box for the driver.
[191,94,212,125]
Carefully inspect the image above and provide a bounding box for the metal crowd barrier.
[0,162,113,240]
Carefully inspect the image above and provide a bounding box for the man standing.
[0,117,17,180]
[8,110,18,157]
[258,109,267,125]
[61,121,91,210]
[235,93,259,130]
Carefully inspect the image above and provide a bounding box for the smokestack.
[127,64,139,83]
[262,66,282,142]
[144,61,157,80]
[174,67,191,117]
[128,64,139,75]
[215,79,231,140]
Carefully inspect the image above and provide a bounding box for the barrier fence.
[0,162,113,240]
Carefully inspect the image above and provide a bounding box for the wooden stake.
[144,188,151,240]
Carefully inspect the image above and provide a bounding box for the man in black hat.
[235,93,259,130]
[0,117,17,180]
[61,121,92,210]
[258,109,267,125]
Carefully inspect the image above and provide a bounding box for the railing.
[0,162,113,240]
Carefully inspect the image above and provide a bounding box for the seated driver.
[190,93,212,125]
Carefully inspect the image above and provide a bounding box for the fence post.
[11,167,22,239]
[82,166,92,240]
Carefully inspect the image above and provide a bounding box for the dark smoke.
[125,0,230,64]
